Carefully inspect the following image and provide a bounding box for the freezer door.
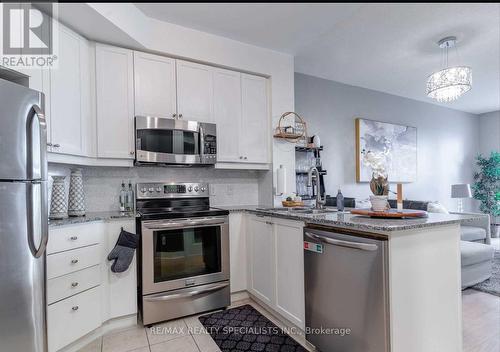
[0,78,46,181]
[0,181,48,352]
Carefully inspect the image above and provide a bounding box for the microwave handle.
[199,124,204,157]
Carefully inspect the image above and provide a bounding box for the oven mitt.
[107,229,140,273]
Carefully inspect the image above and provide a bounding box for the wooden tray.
[350,209,428,218]
[282,200,305,207]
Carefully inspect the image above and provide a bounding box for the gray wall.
[295,73,480,211]
[48,164,269,212]
[478,111,500,156]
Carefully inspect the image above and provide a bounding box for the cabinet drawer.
[47,244,101,279]
[47,265,101,304]
[48,286,102,352]
[48,222,102,254]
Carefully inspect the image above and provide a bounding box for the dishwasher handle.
[305,232,378,251]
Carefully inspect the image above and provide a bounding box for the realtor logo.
[3,3,52,55]
[1,3,57,69]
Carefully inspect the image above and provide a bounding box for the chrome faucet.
[307,167,326,209]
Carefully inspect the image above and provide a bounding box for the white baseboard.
[230,290,250,303]
[55,314,137,352]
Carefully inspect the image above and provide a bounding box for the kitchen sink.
[256,207,337,215]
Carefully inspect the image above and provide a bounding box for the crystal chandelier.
[426,36,472,103]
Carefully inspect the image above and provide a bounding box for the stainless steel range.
[136,182,230,325]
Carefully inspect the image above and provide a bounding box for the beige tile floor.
[77,299,311,352]
[79,286,500,352]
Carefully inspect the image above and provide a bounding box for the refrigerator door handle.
[27,182,49,258]
[26,104,47,181]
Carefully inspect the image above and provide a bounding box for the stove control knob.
[194,186,199,192]
[140,188,147,193]
[188,186,193,192]
[201,187,206,192]
[148,188,154,192]
[156,187,162,192]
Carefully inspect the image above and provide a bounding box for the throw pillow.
[427,202,449,214]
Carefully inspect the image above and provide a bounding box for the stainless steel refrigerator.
[0,77,48,352]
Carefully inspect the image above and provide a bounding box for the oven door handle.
[143,217,226,230]
[144,282,229,302]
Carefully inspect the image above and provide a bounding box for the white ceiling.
[135,3,500,114]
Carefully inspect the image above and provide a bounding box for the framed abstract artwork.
[355,118,417,183]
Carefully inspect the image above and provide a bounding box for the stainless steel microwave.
[135,116,217,166]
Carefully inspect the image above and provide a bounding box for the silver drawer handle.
[71,282,79,288]
[70,236,78,241]
[305,232,378,251]
[71,259,79,264]
[72,306,79,311]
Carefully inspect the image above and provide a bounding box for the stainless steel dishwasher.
[304,226,390,352]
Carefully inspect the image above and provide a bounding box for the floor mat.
[472,249,500,297]
[198,304,307,352]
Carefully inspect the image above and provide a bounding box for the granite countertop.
[215,205,483,232]
[49,211,136,228]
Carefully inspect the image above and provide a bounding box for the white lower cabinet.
[101,220,137,321]
[47,244,101,279]
[48,286,102,352]
[246,214,305,329]
[247,215,275,305]
[47,265,101,304]
[47,220,137,351]
[229,213,247,293]
[274,218,305,328]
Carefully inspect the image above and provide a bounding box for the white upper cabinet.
[50,26,84,156]
[133,52,177,118]
[240,74,269,164]
[95,44,135,159]
[213,68,242,163]
[176,60,214,122]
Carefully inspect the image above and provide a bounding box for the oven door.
[141,216,229,295]
[135,116,202,164]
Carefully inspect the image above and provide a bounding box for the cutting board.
[350,209,428,218]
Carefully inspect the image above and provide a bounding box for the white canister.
[68,168,86,217]
[50,176,68,220]
[370,195,389,212]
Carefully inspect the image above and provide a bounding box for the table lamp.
[451,184,472,212]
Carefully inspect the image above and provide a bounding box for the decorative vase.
[370,195,390,212]
[68,168,86,217]
[491,223,500,239]
[49,176,68,220]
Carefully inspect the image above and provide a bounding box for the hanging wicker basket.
[273,112,308,144]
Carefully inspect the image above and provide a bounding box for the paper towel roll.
[276,165,286,195]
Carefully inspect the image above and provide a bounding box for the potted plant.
[472,152,500,238]
[362,150,390,211]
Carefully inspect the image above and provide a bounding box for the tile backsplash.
[48,164,268,212]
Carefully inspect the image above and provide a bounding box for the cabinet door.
[275,220,305,329]
[134,51,177,118]
[229,213,247,293]
[247,216,275,305]
[96,44,135,159]
[240,74,269,163]
[102,220,137,320]
[50,26,84,156]
[213,68,241,162]
[176,60,213,122]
